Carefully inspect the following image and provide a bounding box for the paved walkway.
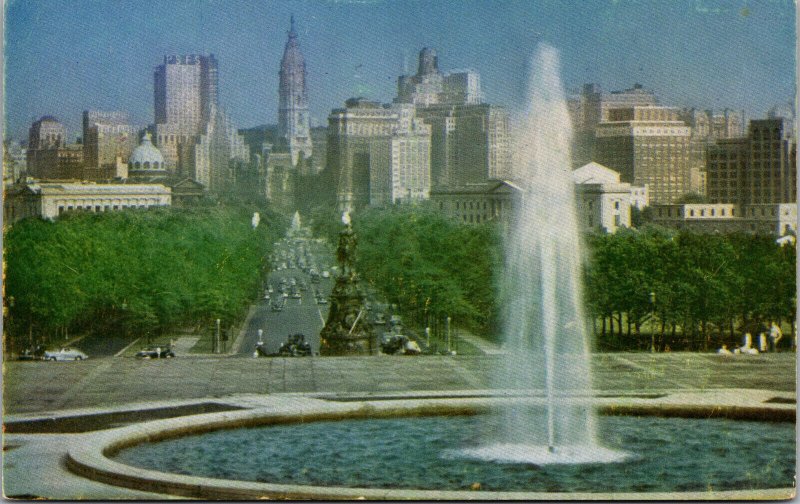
[4,353,794,416]
[456,329,506,354]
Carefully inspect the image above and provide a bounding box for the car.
[44,347,89,361]
[18,345,46,361]
[271,301,284,312]
[278,333,312,357]
[322,270,330,278]
[317,297,328,305]
[135,346,175,359]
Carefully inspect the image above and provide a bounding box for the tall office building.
[391,48,509,191]
[745,118,796,204]
[26,116,83,179]
[28,116,66,150]
[153,54,219,169]
[706,138,748,203]
[415,103,511,189]
[594,106,691,204]
[278,16,312,167]
[568,83,658,167]
[82,110,135,179]
[369,104,432,206]
[327,99,405,211]
[395,47,482,107]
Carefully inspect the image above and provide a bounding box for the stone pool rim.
[65,394,796,501]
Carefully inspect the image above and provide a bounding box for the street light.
[215,318,221,354]
[649,291,656,353]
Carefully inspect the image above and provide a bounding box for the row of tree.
[315,205,795,351]
[334,205,501,336]
[585,226,796,351]
[4,205,286,351]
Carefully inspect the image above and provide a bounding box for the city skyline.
[4,0,796,142]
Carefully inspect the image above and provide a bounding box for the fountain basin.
[66,394,795,500]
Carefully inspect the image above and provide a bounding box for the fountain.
[460,43,627,464]
[319,211,377,355]
[65,44,794,499]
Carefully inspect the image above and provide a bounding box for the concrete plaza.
[2,352,796,500]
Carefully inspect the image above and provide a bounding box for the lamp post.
[446,316,451,354]
[215,318,221,354]
[649,291,656,353]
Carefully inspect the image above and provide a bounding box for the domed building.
[128,133,166,181]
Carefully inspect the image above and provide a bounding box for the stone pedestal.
[319,222,376,356]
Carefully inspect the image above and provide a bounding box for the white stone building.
[572,162,649,233]
[4,179,171,225]
[651,202,796,236]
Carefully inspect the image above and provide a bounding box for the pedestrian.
[769,322,783,352]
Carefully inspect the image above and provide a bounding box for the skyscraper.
[153,54,219,170]
[395,48,482,107]
[394,48,508,190]
[278,16,312,167]
[594,106,691,204]
[568,83,658,167]
[82,110,135,179]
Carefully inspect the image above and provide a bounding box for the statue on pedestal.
[319,212,377,356]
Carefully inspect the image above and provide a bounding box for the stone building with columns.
[3,179,171,225]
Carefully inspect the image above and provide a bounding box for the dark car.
[18,345,46,361]
[278,333,312,357]
[135,346,175,359]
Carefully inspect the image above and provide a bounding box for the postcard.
[3,0,795,500]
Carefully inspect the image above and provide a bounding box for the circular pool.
[113,415,794,493]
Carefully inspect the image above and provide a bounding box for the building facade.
[26,145,84,180]
[430,180,521,226]
[415,103,511,189]
[28,116,66,150]
[368,105,431,206]
[278,16,313,167]
[395,48,482,107]
[572,162,648,233]
[4,180,171,225]
[568,83,659,167]
[705,118,797,206]
[327,99,409,210]
[594,106,692,204]
[153,54,219,169]
[82,110,135,180]
[651,202,796,236]
[745,118,796,205]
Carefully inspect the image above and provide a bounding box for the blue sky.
[4,0,796,142]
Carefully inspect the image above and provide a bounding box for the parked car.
[44,347,89,361]
[278,333,312,357]
[135,346,175,359]
[18,345,46,361]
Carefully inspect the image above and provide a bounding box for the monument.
[319,212,377,355]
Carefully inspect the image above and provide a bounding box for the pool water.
[114,415,795,493]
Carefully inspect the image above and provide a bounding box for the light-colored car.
[45,347,89,361]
